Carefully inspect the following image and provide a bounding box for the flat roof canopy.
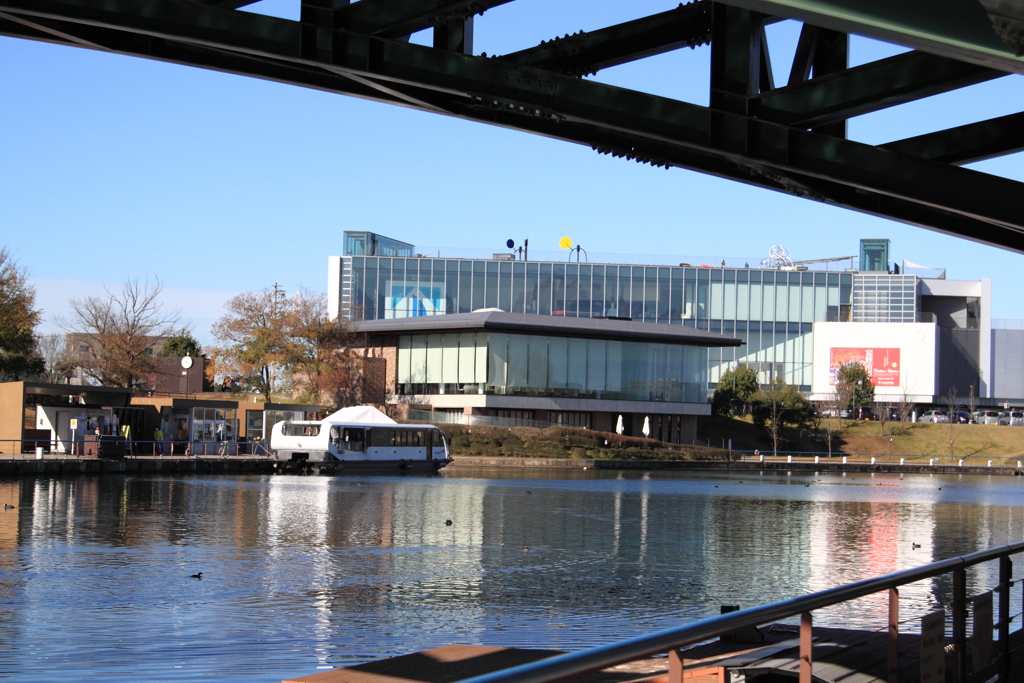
[352,311,742,347]
[12,381,133,408]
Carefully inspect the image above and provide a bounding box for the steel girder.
[2,0,1024,252]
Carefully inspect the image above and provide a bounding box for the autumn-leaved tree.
[282,288,362,408]
[0,247,44,380]
[211,287,362,405]
[60,278,181,388]
[210,288,289,402]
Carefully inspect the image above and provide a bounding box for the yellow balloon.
[559,236,573,249]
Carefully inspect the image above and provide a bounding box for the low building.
[0,381,319,456]
[352,310,741,441]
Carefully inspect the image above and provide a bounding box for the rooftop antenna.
[507,238,529,260]
[569,244,588,263]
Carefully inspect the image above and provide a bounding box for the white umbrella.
[642,416,651,438]
[615,415,624,435]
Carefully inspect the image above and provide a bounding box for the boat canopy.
[322,405,397,424]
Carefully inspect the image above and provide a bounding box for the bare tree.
[966,384,978,422]
[944,385,961,458]
[59,278,180,388]
[35,334,77,384]
[894,376,916,435]
[821,381,854,457]
[876,399,892,435]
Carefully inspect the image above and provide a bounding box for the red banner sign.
[829,347,901,387]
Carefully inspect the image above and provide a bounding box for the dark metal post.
[434,16,473,54]
[888,587,899,683]
[999,556,1011,681]
[800,611,813,683]
[808,29,849,137]
[953,567,967,683]
[709,4,761,116]
[300,0,348,62]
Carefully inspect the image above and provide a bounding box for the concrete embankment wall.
[0,456,1018,478]
[449,456,1024,477]
[0,458,279,477]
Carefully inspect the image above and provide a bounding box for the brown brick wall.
[362,357,387,404]
[367,334,398,394]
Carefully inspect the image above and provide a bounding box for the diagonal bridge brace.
[3,0,1024,252]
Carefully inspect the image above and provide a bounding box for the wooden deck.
[283,624,1023,683]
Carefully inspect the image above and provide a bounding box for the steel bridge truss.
[3,0,1024,252]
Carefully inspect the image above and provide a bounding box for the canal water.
[0,469,1021,681]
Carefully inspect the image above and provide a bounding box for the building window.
[396,332,708,403]
[491,409,535,422]
[550,411,591,429]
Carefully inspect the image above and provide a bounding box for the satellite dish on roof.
[559,236,573,249]
[506,239,515,249]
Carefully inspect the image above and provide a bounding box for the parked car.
[950,411,973,424]
[974,410,1001,425]
[880,407,900,422]
[998,411,1024,426]
[852,406,874,421]
[919,410,950,423]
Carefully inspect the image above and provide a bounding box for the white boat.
[269,405,453,472]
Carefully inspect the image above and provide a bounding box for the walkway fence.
[458,542,1024,683]
[3,436,1021,469]
[0,439,272,458]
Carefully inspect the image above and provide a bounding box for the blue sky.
[3,0,1024,344]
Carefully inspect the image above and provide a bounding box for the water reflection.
[0,470,1019,681]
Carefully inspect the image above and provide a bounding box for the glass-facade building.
[344,231,415,258]
[396,331,707,403]
[851,274,918,323]
[335,256,856,391]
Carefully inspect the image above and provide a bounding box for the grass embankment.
[436,424,731,461]
[698,415,1024,460]
[420,418,1024,463]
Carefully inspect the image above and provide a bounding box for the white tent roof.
[323,405,397,425]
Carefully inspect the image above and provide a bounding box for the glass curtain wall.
[397,332,707,403]
[851,274,919,323]
[344,257,853,391]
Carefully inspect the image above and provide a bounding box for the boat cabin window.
[388,429,424,447]
[283,424,320,437]
[330,426,341,448]
[342,427,366,452]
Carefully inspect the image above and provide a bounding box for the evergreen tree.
[836,362,874,408]
[159,331,202,358]
[750,378,815,456]
[711,365,760,416]
[0,247,44,380]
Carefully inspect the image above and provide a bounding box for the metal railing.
[458,542,1024,683]
[0,439,273,458]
